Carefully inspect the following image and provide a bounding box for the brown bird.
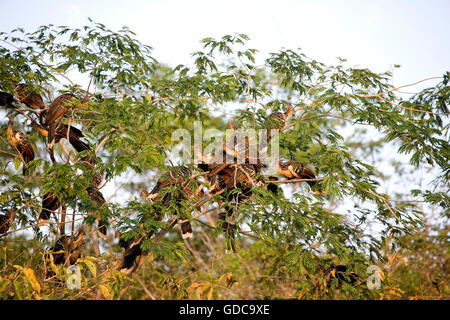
[87,187,108,239]
[45,228,85,267]
[38,192,60,224]
[120,166,200,272]
[0,209,16,236]
[7,117,35,175]
[201,163,262,253]
[277,160,324,194]
[266,104,295,130]
[325,265,359,289]
[32,122,91,153]
[45,93,79,126]
[45,93,80,161]
[145,166,193,201]
[147,166,196,239]
[0,91,16,109]
[12,82,46,109]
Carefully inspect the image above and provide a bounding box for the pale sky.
[1,0,449,90]
[2,0,447,240]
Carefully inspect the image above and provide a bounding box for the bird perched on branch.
[0,209,16,236]
[38,192,60,224]
[266,104,295,130]
[44,228,85,284]
[32,122,91,154]
[324,265,359,289]
[199,162,262,253]
[145,166,197,238]
[144,166,193,201]
[277,160,324,194]
[86,187,108,239]
[44,93,79,126]
[119,192,178,272]
[7,117,35,175]
[0,91,16,109]
[207,123,266,181]
[12,82,46,109]
[119,166,200,273]
[44,93,80,161]
[47,228,85,265]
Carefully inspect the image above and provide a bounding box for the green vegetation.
[0,21,448,300]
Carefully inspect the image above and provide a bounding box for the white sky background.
[1,0,449,87]
[1,1,448,240]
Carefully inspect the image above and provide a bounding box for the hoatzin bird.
[208,120,266,180]
[0,209,15,236]
[119,166,201,273]
[44,93,78,161]
[38,192,60,224]
[143,166,197,239]
[32,122,91,154]
[38,188,108,238]
[7,117,35,175]
[199,162,263,253]
[42,93,89,161]
[266,104,295,131]
[12,82,46,109]
[86,187,108,239]
[46,228,85,265]
[0,91,16,109]
[44,228,85,282]
[324,264,359,289]
[277,160,324,194]
[220,164,263,252]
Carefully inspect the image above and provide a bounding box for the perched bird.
[86,187,108,239]
[32,122,91,153]
[145,166,193,201]
[266,104,295,130]
[45,93,78,127]
[118,231,149,272]
[45,93,79,161]
[0,91,16,109]
[38,192,60,224]
[147,166,197,239]
[325,265,359,289]
[119,166,198,273]
[12,82,46,109]
[45,227,85,282]
[7,117,35,175]
[121,182,181,271]
[277,160,324,194]
[0,209,16,236]
[203,163,262,253]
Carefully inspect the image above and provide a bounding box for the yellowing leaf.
[98,284,111,299]
[207,287,213,300]
[187,282,201,292]
[14,157,21,171]
[23,268,41,294]
[398,256,408,266]
[387,253,396,265]
[330,269,336,278]
[195,285,203,299]
[79,258,97,278]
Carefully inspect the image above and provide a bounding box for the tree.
[0,21,448,300]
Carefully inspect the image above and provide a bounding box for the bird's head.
[284,104,295,116]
